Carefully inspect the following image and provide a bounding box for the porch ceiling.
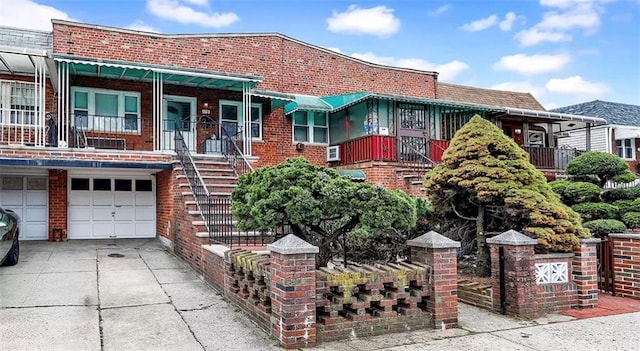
[52,54,263,91]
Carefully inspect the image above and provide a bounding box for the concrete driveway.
[0,239,279,351]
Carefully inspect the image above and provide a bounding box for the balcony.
[332,135,582,171]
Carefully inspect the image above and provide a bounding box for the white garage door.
[0,174,48,240]
[68,176,156,239]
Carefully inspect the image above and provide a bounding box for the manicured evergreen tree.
[231,157,418,267]
[425,115,590,276]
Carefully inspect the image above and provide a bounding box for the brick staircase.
[173,155,271,251]
[395,166,431,197]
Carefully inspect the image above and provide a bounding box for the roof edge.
[51,19,439,77]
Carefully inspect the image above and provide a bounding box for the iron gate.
[597,236,614,293]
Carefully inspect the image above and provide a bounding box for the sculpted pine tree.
[424,115,590,276]
[231,157,418,267]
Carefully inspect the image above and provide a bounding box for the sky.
[0,0,638,110]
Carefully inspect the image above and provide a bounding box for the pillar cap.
[486,230,538,246]
[407,231,461,249]
[580,238,601,244]
[609,233,640,240]
[267,234,319,254]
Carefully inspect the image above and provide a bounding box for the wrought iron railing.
[175,125,214,239]
[0,108,47,146]
[398,137,438,172]
[218,120,254,176]
[523,146,582,170]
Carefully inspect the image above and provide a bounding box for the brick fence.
[200,231,460,349]
[468,230,601,319]
[609,233,640,299]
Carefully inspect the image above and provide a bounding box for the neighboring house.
[0,21,604,246]
[552,100,640,172]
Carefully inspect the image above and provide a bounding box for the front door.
[396,103,429,161]
[163,96,196,151]
[502,122,525,146]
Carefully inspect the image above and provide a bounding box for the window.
[528,131,546,147]
[0,80,36,125]
[219,101,262,140]
[616,139,634,160]
[293,111,328,144]
[93,179,111,191]
[71,178,90,191]
[136,179,153,192]
[115,179,132,192]
[71,87,140,133]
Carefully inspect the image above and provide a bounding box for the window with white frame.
[0,80,36,125]
[219,100,262,140]
[293,111,328,144]
[71,87,140,133]
[616,139,635,160]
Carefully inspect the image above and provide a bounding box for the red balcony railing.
[429,139,450,163]
[337,135,396,165]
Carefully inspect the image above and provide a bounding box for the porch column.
[56,61,70,147]
[33,56,47,147]
[586,123,592,151]
[152,71,164,151]
[242,82,252,156]
[547,123,555,148]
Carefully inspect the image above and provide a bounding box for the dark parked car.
[0,207,20,266]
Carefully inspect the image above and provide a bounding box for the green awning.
[53,54,262,91]
[336,169,366,181]
[251,89,296,110]
[284,94,333,114]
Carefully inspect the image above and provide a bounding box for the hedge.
[549,180,571,197]
[622,212,640,229]
[563,181,601,204]
[583,219,627,237]
[613,200,640,217]
[571,202,619,220]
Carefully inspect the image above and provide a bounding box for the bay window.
[71,87,140,133]
[293,111,328,144]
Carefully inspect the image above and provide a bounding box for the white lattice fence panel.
[535,262,569,284]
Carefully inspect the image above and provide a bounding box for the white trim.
[292,110,329,145]
[219,99,263,141]
[70,86,141,134]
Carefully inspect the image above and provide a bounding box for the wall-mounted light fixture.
[201,99,211,115]
[514,128,522,135]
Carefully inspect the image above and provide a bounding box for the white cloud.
[351,52,469,81]
[499,12,518,31]
[326,5,401,37]
[429,5,451,17]
[0,0,74,31]
[325,47,342,53]
[515,0,609,46]
[125,20,159,33]
[491,81,546,97]
[515,27,572,46]
[460,14,498,32]
[182,0,209,6]
[544,102,560,110]
[147,0,238,28]
[545,75,610,95]
[493,53,572,75]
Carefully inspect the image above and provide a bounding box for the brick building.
[0,21,605,246]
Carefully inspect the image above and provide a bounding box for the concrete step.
[179,182,237,189]
[181,191,232,197]
[176,174,237,181]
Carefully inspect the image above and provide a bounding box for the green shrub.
[612,171,638,184]
[549,180,571,196]
[601,187,638,202]
[583,219,626,237]
[613,200,640,217]
[622,212,640,229]
[566,151,630,187]
[571,202,619,220]
[563,181,601,204]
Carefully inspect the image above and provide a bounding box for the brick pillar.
[573,238,600,308]
[48,169,67,241]
[407,231,460,329]
[610,233,640,299]
[487,230,538,318]
[267,234,318,349]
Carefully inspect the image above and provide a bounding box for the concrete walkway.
[0,239,279,351]
[2,239,640,351]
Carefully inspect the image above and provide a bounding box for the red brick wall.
[48,169,67,241]
[611,234,640,299]
[52,22,437,98]
[155,168,174,242]
[533,255,577,314]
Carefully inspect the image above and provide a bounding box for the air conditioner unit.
[556,131,571,138]
[326,145,340,162]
